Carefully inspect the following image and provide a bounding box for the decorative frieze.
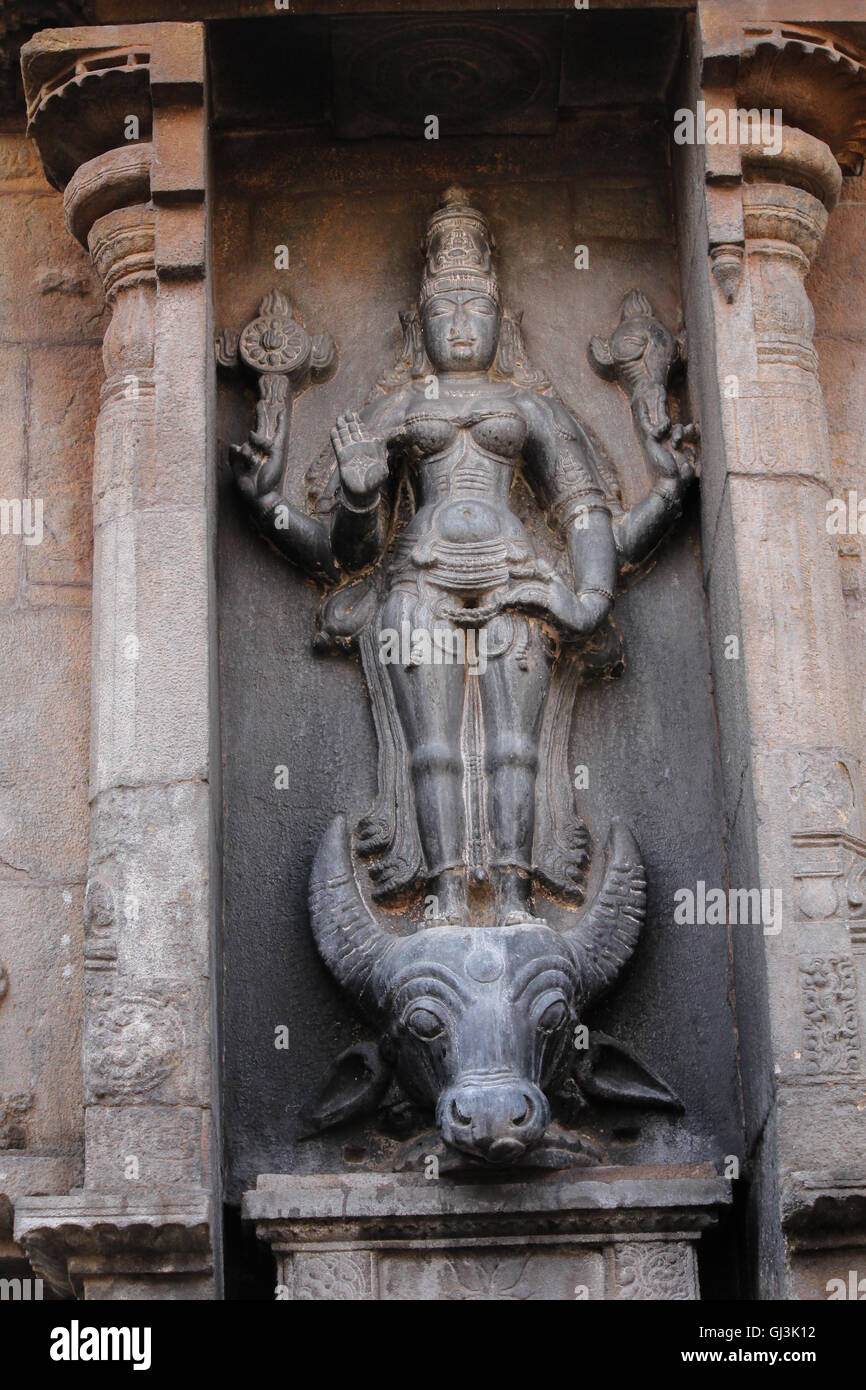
[615,1241,698,1301]
[799,956,860,1076]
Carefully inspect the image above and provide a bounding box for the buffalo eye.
[538,999,567,1032]
[406,1007,444,1040]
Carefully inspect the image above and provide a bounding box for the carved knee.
[410,740,462,781]
[485,733,539,776]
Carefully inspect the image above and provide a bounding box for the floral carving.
[292,1252,372,1300]
[86,992,183,1098]
[238,290,310,375]
[442,1255,533,1300]
[800,956,860,1075]
[616,1242,697,1300]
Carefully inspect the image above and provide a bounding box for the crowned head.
[419,186,501,373]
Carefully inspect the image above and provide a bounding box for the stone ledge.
[782,1169,866,1247]
[245,1165,731,1238]
[14,1187,212,1298]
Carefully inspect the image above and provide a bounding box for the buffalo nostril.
[511,1097,530,1127]
[451,1098,471,1127]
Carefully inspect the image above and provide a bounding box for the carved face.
[374,925,579,1165]
[422,291,500,373]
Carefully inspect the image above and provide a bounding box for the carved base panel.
[245,1169,730,1302]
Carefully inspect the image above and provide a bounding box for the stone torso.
[386,381,538,593]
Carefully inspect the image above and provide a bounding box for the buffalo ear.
[300,1042,393,1136]
[573,1031,684,1112]
[588,336,615,379]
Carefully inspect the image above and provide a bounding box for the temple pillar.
[12,23,218,1299]
[677,9,866,1296]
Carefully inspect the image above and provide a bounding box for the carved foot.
[496,868,545,928]
[499,906,548,928]
[426,869,468,928]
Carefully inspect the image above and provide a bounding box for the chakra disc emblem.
[239,314,310,374]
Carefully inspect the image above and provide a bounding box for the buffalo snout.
[437,1078,550,1166]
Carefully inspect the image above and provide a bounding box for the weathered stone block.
[0,346,26,608]
[26,345,101,590]
[0,192,104,343]
[0,882,84,1156]
[90,506,210,794]
[0,609,90,881]
[84,1106,205,1189]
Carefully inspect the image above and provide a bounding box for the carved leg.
[478,618,552,926]
[380,595,468,922]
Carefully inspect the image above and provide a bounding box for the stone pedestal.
[244,1168,730,1301]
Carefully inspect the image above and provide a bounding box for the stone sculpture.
[222,186,697,1168]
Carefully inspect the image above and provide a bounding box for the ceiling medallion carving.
[332,16,562,139]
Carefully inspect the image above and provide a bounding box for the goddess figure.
[230,187,695,932]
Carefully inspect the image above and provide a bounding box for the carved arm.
[589,290,699,572]
[230,375,338,582]
[218,288,340,583]
[613,435,696,570]
[519,395,618,640]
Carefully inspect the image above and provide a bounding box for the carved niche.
[221,187,699,1170]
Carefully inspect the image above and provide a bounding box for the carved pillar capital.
[701,18,866,176]
[698,16,865,307]
[739,127,840,383]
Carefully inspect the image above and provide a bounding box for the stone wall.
[0,131,103,1240]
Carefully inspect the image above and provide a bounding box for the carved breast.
[404,409,527,460]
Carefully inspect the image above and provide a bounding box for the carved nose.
[438,1081,549,1166]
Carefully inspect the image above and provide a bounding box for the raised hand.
[331,411,388,507]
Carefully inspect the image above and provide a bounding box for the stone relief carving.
[86,990,184,1100]
[441,1254,533,1301]
[799,956,861,1075]
[615,1241,697,1300]
[0,1091,33,1150]
[793,831,866,944]
[83,878,117,970]
[221,186,697,1169]
[289,1251,373,1302]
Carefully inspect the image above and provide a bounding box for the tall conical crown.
[419,186,500,308]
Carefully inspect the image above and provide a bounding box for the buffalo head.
[307,815,655,1167]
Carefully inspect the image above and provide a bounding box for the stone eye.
[538,999,567,1032]
[407,1007,444,1040]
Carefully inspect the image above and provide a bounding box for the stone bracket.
[14,1190,212,1299]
